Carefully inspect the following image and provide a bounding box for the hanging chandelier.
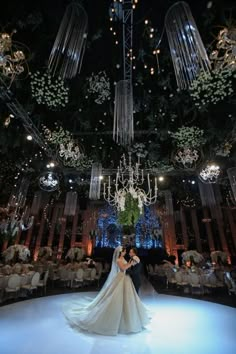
[0,31,26,84]
[199,163,220,183]
[39,172,59,192]
[103,153,158,213]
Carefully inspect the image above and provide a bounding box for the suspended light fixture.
[39,172,59,192]
[199,163,220,184]
[113,80,134,146]
[48,3,88,79]
[103,153,158,213]
[89,163,102,200]
[165,1,211,89]
[64,191,78,216]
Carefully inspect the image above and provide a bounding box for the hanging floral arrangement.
[117,193,141,226]
[30,71,69,109]
[189,69,234,109]
[86,70,111,104]
[43,124,93,169]
[170,126,205,149]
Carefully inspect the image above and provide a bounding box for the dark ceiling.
[0,0,236,204]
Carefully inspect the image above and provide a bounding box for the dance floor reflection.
[0,283,236,354]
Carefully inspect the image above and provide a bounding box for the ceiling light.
[26,135,33,141]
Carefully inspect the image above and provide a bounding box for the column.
[203,207,215,252]
[57,216,67,259]
[34,215,46,260]
[180,206,189,249]
[47,205,59,248]
[70,208,79,248]
[226,208,236,250]
[191,208,202,252]
[210,206,229,255]
[14,229,22,245]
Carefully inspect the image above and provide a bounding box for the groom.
[126,247,142,294]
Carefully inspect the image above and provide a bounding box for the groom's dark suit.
[126,259,142,294]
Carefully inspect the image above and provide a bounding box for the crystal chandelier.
[103,153,158,213]
[39,172,59,192]
[59,142,82,161]
[199,163,220,183]
[0,31,26,84]
[174,148,200,169]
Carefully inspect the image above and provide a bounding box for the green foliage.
[117,193,141,226]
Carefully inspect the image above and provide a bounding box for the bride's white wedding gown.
[63,259,149,336]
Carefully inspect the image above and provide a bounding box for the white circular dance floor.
[0,288,236,354]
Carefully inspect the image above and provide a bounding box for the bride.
[63,245,149,336]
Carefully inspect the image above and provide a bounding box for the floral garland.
[170,126,205,148]
[30,71,69,109]
[189,69,234,109]
[87,70,111,104]
[43,125,93,169]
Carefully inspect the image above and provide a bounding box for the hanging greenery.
[118,193,141,226]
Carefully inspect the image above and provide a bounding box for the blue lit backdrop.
[95,205,162,249]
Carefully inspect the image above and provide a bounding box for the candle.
[147,174,151,190]
[155,177,157,190]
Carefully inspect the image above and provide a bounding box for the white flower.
[30,71,69,109]
[87,71,111,104]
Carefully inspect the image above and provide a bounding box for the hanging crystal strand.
[31,191,43,215]
[165,1,211,89]
[113,80,134,146]
[198,180,221,219]
[89,163,102,200]
[64,191,78,216]
[48,3,88,79]
[8,177,30,210]
[227,168,236,203]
